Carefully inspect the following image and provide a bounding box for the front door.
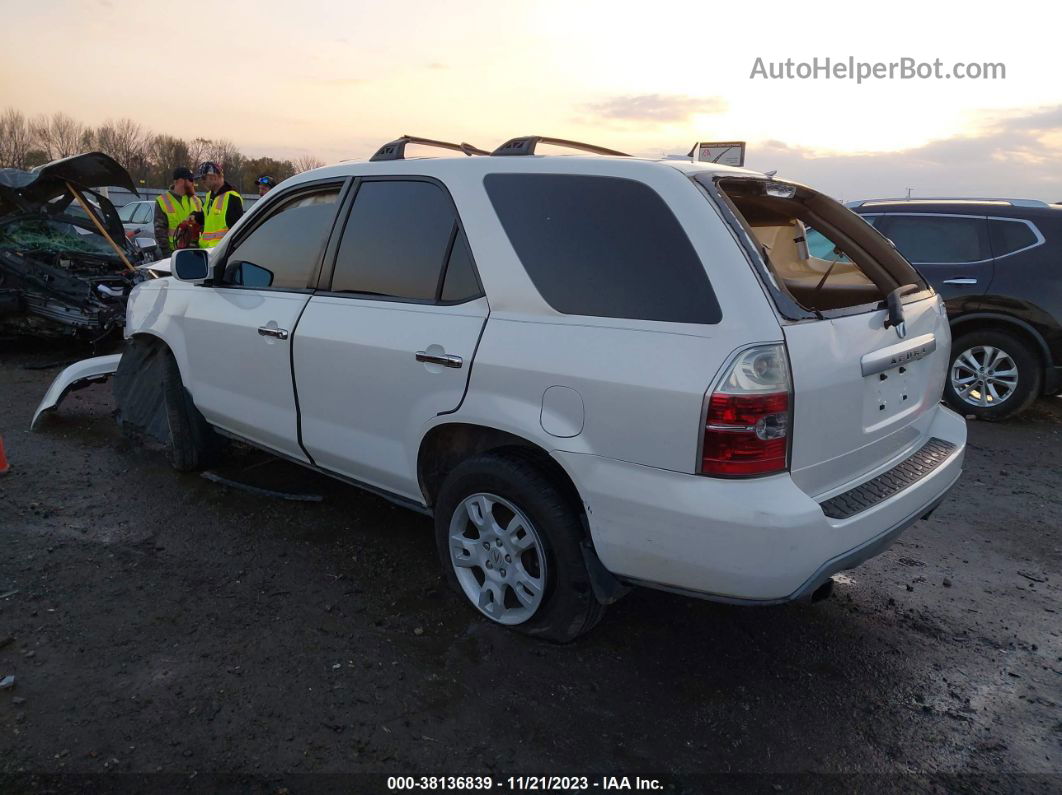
[876,213,994,305]
[180,182,345,461]
[293,178,488,501]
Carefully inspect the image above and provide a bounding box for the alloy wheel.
[950,345,1019,408]
[448,493,547,625]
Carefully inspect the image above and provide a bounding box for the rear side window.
[224,186,341,289]
[882,215,988,264]
[988,219,1039,257]
[331,180,461,301]
[484,174,720,324]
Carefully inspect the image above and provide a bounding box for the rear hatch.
[702,175,950,497]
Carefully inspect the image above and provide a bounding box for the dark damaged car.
[0,152,150,343]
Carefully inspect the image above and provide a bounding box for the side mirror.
[172,248,210,283]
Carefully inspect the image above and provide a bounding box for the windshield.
[0,218,116,257]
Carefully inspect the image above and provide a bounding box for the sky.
[1,0,1060,200]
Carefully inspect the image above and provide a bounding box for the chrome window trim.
[876,212,1044,266]
[986,215,1046,260]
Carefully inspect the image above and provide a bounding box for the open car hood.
[0,152,139,246]
[0,152,138,213]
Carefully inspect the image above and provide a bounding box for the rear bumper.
[556,404,966,603]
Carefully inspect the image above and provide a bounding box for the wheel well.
[417,424,584,515]
[949,317,1046,369]
[129,331,167,350]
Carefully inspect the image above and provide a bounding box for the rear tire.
[943,329,1041,421]
[434,452,605,643]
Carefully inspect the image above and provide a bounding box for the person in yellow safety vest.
[153,167,202,257]
[192,161,243,249]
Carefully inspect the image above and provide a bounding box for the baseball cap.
[172,167,194,181]
[256,175,276,187]
[193,162,222,179]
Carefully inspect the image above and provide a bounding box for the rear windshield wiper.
[883,283,921,333]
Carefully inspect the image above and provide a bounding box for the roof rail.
[369,136,489,162]
[849,197,1050,208]
[491,136,630,157]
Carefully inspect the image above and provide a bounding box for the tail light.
[699,344,792,477]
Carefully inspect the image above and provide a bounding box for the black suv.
[847,198,1062,420]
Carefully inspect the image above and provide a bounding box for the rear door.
[293,178,487,501]
[876,213,993,302]
[782,294,950,496]
[708,178,953,498]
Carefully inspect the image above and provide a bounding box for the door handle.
[415,351,463,368]
[257,326,289,340]
[942,278,977,285]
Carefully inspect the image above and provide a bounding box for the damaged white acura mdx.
[36,135,966,641]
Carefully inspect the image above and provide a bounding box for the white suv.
[87,136,967,640]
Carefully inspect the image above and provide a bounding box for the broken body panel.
[30,353,122,429]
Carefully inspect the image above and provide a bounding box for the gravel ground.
[0,344,1059,792]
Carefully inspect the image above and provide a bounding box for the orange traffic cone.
[0,435,8,476]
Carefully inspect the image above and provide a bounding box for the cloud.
[587,94,728,124]
[733,105,1062,203]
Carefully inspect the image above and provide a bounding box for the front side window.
[330,180,463,301]
[484,173,720,324]
[222,186,340,289]
[883,215,988,264]
[117,203,137,222]
[988,218,1039,258]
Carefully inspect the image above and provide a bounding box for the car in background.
[819,199,1061,420]
[117,199,161,259]
[0,152,148,341]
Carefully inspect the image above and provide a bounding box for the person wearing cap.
[153,167,202,258]
[193,161,243,248]
[256,175,276,196]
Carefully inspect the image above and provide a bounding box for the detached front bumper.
[556,405,966,603]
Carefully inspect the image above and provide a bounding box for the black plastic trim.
[212,427,431,515]
[819,438,957,520]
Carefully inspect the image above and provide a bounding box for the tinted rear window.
[883,215,988,263]
[988,219,1038,257]
[484,174,720,324]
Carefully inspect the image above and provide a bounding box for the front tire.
[434,452,605,643]
[943,329,1041,421]
[160,350,222,471]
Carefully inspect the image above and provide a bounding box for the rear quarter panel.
[438,162,782,474]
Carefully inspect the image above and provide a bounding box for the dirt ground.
[0,343,1059,793]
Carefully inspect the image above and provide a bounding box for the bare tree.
[186,137,212,170]
[94,118,148,171]
[293,155,325,173]
[0,108,33,168]
[147,135,191,185]
[30,112,88,160]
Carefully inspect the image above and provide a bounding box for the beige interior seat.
[750,222,880,309]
